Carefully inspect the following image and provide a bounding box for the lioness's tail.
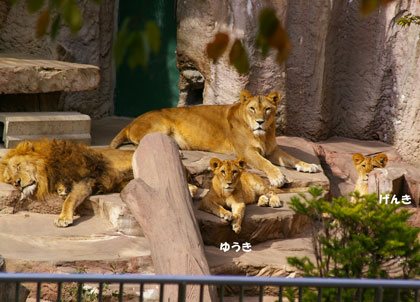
[270,187,309,194]
[110,128,128,149]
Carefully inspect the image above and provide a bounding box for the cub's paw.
[268,195,284,208]
[257,195,270,207]
[268,169,288,187]
[188,184,198,197]
[220,210,233,222]
[232,223,241,234]
[295,162,321,173]
[54,215,73,228]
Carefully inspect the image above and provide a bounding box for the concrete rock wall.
[176,0,420,166]
[0,0,117,118]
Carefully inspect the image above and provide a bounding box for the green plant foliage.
[113,18,161,70]
[229,39,249,75]
[26,0,45,13]
[145,21,161,55]
[360,0,397,16]
[397,13,420,28]
[10,0,95,40]
[256,7,291,63]
[287,187,420,301]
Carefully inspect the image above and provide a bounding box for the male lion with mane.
[0,139,133,227]
[110,90,321,186]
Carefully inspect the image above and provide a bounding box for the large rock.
[195,196,310,247]
[176,0,420,166]
[176,0,288,134]
[206,237,314,295]
[0,54,99,94]
[0,0,117,117]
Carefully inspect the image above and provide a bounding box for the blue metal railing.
[1,273,420,302]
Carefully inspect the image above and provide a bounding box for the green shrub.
[286,187,420,301]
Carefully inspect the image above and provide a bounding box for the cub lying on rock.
[199,157,285,234]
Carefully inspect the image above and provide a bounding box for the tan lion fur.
[352,153,388,200]
[199,157,306,234]
[0,139,133,227]
[110,90,320,187]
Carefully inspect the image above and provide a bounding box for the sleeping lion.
[0,139,134,227]
[110,90,321,187]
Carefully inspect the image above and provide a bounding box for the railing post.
[375,287,383,302]
[178,282,186,302]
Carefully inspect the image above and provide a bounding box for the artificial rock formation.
[121,133,216,302]
[0,0,117,117]
[176,0,420,166]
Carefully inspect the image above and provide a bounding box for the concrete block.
[0,112,91,148]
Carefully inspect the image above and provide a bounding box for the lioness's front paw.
[268,195,284,208]
[54,216,73,228]
[268,169,288,187]
[220,211,233,221]
[257,195,270,207]
[232,223,241,234]
[295,162,321,173]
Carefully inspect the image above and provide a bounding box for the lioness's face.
[3,155,40,198]
[210,157,247,194]
[240,90,280,136]
[352,153,388,182]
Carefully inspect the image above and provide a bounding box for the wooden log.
[121,133,216,302]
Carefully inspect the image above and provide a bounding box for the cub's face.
[352,153,388,182]
[240,90,280,136]
[2,155,40,198]
[56,183,69,198]
[210,158,247,194]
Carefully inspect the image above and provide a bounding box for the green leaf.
[113,18,131,69]
[26,0,45,13]
[50,14,61,41]
[145,21,161,55]
[256,7,291,63]
[62,0,82,34]
[127,31,148,69]
[206,32,229,61]
[360,0,397,16]
[229,39,249,75]
[35,7,50,38]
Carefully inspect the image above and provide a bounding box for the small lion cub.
[56,182,72,199]
[199,157,284,234]
[352,153,388,200]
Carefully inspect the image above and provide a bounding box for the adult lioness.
[0,139,134,227]
[110,90,320,186]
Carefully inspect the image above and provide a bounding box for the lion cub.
[199,157,284,234]
[56,183,70,199]
[352,153,388,199]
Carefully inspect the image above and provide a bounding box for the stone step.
[182,137,330,191]
[0,212,153,275]
[0,112,91,148]
[194,192,312,247]
[5,133,91,149]
[206,236,314,295]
